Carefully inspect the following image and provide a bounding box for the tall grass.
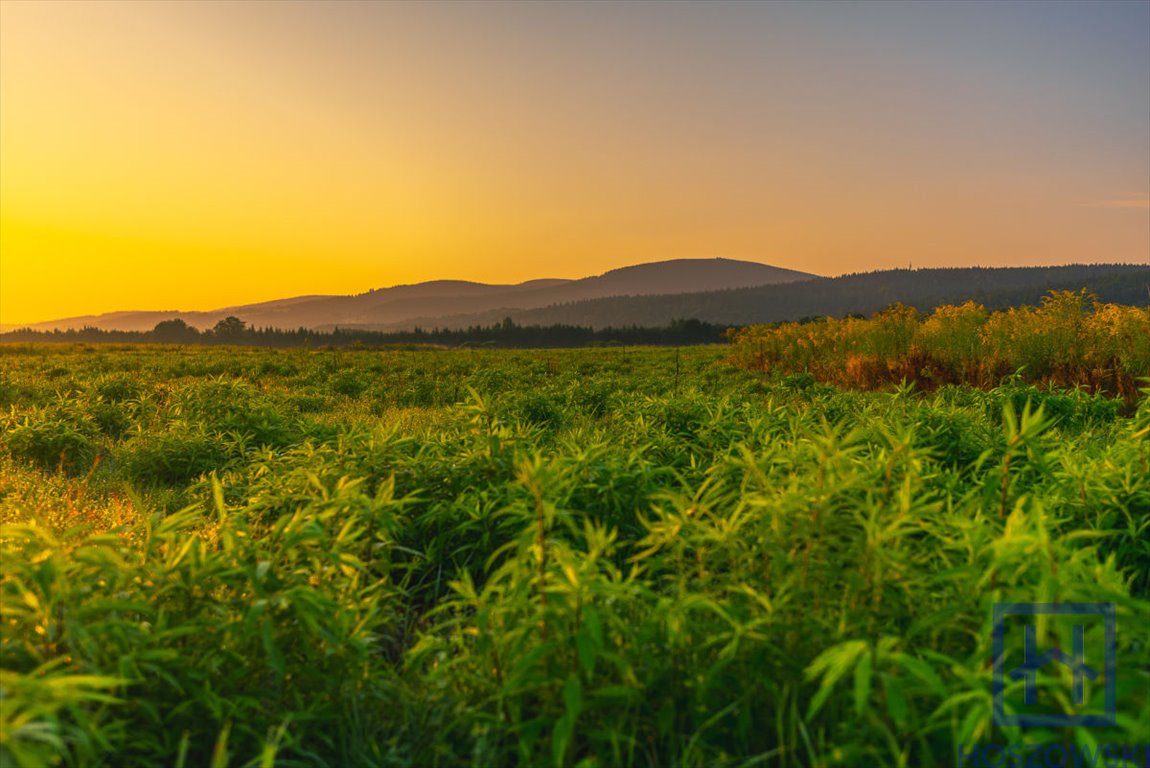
[731,291,1149,397]
[1,343,1147,766]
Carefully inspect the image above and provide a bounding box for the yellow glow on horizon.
[2,1,1147,326]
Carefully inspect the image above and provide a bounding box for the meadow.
[2,316,1148,766]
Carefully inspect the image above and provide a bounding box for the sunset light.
[3,4,1149,765]
[2,1,1147,324]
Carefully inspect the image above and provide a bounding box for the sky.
[1,0,1148,325]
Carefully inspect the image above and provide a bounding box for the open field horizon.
[3,310,1149,765]
[3,262,1147,336]
[2,1,1148,765]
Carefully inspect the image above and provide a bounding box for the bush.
[121,428,230,485]
[733,292,1149,395]
[88,401,134,439]
[169,379,294,448]
[2,407,99,474]
[506,391,567,431]
[330,371,369,398]
[94,376,142,403]
[2,485,405,765]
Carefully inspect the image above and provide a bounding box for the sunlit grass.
[731,291,1150,398]
[1,340,1147,766]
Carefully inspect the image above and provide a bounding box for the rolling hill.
[5,261,1146,337]
[328,264,1150,331]
[5,259,814,332]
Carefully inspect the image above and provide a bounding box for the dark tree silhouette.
[151,318,200,343]
[211,316,248,342]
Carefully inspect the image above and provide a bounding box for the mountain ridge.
[319,264,1150,331]
[3,258,814,332]
[6,261,1145,335]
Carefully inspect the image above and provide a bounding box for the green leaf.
[583,605,603,647]
[576,633,596,677]
[804,640,868,719]
[261,620,285,678]
[563,674,583,719]
[890,653,946,696]
[956,702,987,745]
[884,675,909,728]
[806,680,836,722]
[853,651,873,717]
[552,713,575,768]
[209,722,231,768]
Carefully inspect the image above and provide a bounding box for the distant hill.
[337,264,1149,331]
[7,261,1145,336]
[5,258,814,332]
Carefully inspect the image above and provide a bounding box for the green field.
[2,343,1148,767]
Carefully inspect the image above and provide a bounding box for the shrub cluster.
[732,292,1149,397]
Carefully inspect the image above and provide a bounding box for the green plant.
[1,342,1146,766]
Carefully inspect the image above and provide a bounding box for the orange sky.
[1,1,1147,325]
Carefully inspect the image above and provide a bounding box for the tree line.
[0,316,730,348]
